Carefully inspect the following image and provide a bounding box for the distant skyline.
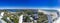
[0,7,60,12]
[0,7,59,9]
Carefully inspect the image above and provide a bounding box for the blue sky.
[0,0,59,8]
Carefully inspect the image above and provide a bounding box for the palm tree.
[22,10,34,23]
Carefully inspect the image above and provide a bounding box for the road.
[47,14,53,23]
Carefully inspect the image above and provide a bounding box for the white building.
[53,9,60,23]
[0,12,6,23]
[19,14,23,23]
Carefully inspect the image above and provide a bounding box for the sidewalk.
[53,17,60,23]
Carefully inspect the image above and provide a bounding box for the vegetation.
[2,10,20,23]
[1,9,49,23]
[2,11,19,23]
[37,12,48,23]
[23,10,34,22]
[23,16,32,22]
[1,9,35,23]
